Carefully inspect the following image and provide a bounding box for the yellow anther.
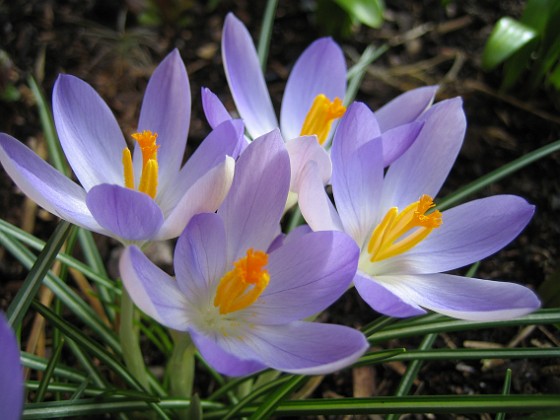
[122,130,160,199]
[368,195,442,263]
[138,159,158,199]
[300,94,346,145]
[122,148,134,190]
[214,249,270,315]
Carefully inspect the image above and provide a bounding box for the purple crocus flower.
[119,129,368,376]
[0,314,23,420]
[0,49,244,244]
[299,100,540,321]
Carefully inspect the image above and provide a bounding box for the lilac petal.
[377,273,540,321]
[226,321,368,375]
[156,156,235,241]
[174,213,227,303]
[53,74,126,190]
[354,272,426,317]
[0,134,105,233]
[375,85,438,131]
[267,225,313,253]
[285,135,331,193]
[219,129,290,262]
[379,121,424,167]
[250,230,359,324]
[189,329,266,376]
[332,140,384,247]
[222,13,277,139]
[137,49,191,191]
[201,87,233,129]
[332,102,381,159]
[380,195,535,275]
[382,98,466,210]
[120,246,190,330]
[298,161,344,232]
[281,38,346,141]
[0,314,23,420]
[86,184,164,242]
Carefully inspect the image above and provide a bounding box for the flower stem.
[169,331,195,398]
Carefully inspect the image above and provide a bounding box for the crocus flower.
[0,49,244,244]
[299,99,540,321]
[0,314,23,420]
[120,129,368,376]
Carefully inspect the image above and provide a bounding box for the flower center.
[367,195,442,263]
[213,248,270,315]
[122,130,160,199]
[300,94,346,145]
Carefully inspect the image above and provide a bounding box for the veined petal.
[222,13,277,139]
[137,49,191,188]
[286,135,331,193]
[223,321,368,375]
[174,213,227,304]
[0,134,105,234]
[53,74,126,190]
[0,314,23,420]
[86,184,164,242]
[156,156,235,241]
[382,98,466,210]
[376,272,540,321]
[219,129,290,262]
[201,87,233,129]
[380,195,535,275]
[281,38,346,141]
[119,246,190,330]
[375,85,438,131]
[250,231,359,324]
[332,102,381,159]
[353,272,427,317]
[378,121,424,167]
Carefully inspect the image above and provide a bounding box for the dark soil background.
[1,0,559,417]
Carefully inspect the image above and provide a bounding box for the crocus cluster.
[0,12,540,379]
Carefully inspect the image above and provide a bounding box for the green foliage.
[315,0,384,38]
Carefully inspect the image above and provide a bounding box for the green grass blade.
[35,337,66,402]
[248,375,307,419]
[496,368,512,420]
[345,44,389,106]
[21,352,87,383]
[257,0,278,70]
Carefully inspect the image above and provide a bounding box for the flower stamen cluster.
[300,94,346,144]
[122,130,160,198]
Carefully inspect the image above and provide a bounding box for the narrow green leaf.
[333,0,384,28]
[482,17,538,70]
[257,0,278,71]
[21,352,87,383]
[496,369,513,420]
[345,44,389,106]
[35,337,66,402]
[248,375,306,419]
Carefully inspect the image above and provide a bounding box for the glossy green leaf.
[333,0,384,28]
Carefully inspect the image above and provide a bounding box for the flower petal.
[174,213,227,303]
[250,230,359,323]
[378,121,424,167]
[375,85,438,131]
[0,134,105,233]
[353,272,427,317]
[285,135,331,193]
[380,195,535,275]
[281,38,346,141]
[53,74,126,190]
[382,98,466,210]
[222,13,277,139]
[137,49,191,189]
[332,102,381,158]
[119,246,190,330]
[201,87,233,129]
[86,184,164,242]
[0,314,23,420]
[219,129,290,262]
[376,272,540,321]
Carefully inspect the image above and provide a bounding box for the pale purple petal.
[285,135,331,193]
[156,156,235,241]
[0,314,23,420]
[137,49,190,189]
[382,98,466,210]
[119,246,190,330]
[190,329,266,376]
[219,129,290,262]
[332,140,384,248]
[267,225,312,253]
[174,213,227,305]
[298,161,344,232]
[379,121,423,167]
[201,87,233,129]
[332,102,381,158]
[379,195,535,275]
[353,272,426,317]
[250,231,359,324]
[224,322,368,375]
[0,134,105,234]
[53,74,126,190]
[222,13,277,139]
[376,272,540,321]
[86,184,163,242]
[375,85,438,131]
[281,38,346,140]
